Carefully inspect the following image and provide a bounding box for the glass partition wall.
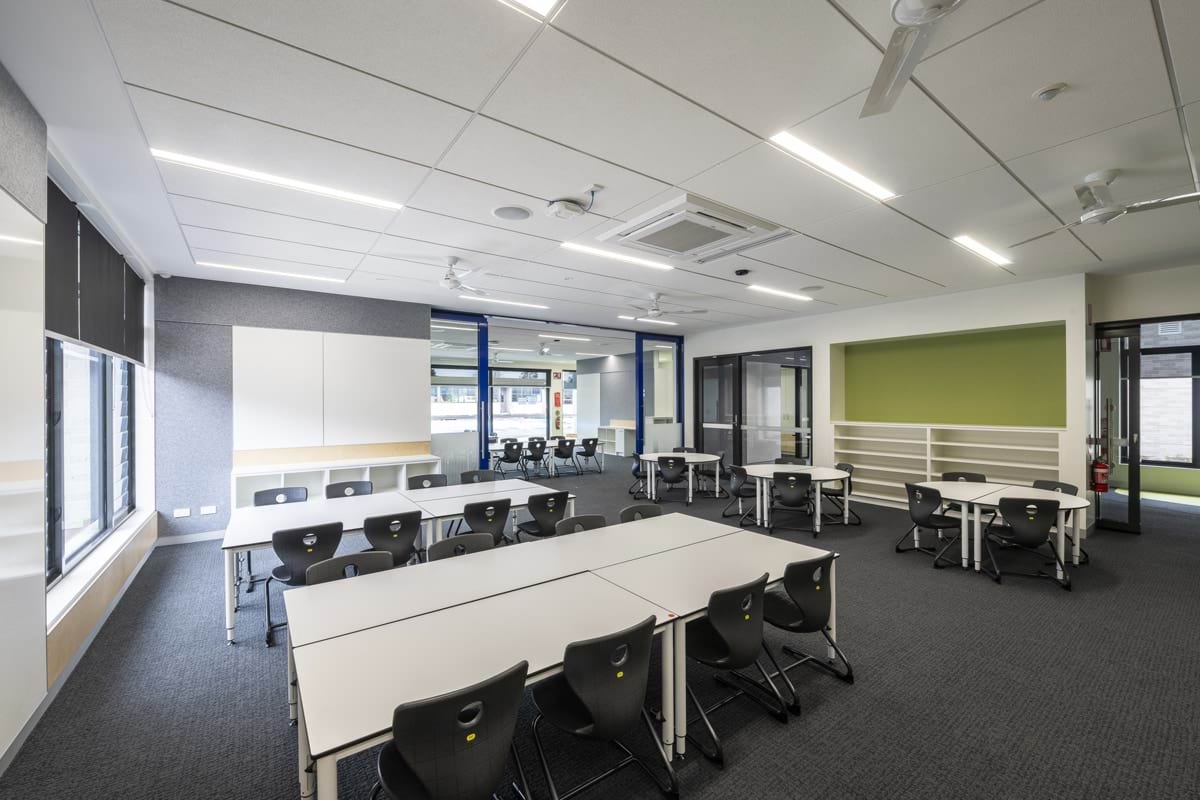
[638,335,683,453]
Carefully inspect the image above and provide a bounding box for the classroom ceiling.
[5,0,1200,333]
[432,317,636,366]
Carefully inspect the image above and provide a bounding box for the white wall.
[684,274,1090,492]
[1088,264,1200,323]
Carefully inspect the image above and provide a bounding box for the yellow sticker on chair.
[744,614,750,620]
[616,671,624,678]
[465,732,476,742]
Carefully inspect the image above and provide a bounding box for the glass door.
[637,335,682,453]
[1095,326,1140,532]
[741,349,813,464]
[696,356,739,460]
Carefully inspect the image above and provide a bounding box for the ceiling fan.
[628,292,708,320]
[860,0,967,118]
[1009,170,1200,248]
[439,257,487,295]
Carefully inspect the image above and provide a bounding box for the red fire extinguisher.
[1092,459,1109,493]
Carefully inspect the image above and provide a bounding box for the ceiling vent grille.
[1158,321,1182,335]
[598,193,783,261]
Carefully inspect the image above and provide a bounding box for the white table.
[640,452,722,503]
[292,572,674,800]
[398,478,530,503]
[220,492,433,644]
[743,464,851,533]
[970,485,1090,582]
[595,531,834,759]
[412,485,576,542]
[913,480,1011,569]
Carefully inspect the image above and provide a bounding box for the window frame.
[1135,343,1199,469]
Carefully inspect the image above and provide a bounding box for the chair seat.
[376,745,432,800]
[531,674,595,738]
[516,520,550,536]
[925,513,960,530]
[685,617,733,668]
[270,564,303,585]
[762,590,820,633]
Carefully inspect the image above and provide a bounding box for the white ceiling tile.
[355,254,447,282]
[702,255,884,311]
[171,195,380,252]
[171,0,538,108]
[552,0,880,135]
[438,117,670,217]
[838,0,1043,60]
[784,85,993,197]
[157,161,399,230]
[744,232,942,299]
[681,142,873,230]
[368,235,514,276]
[384,209,555,260]
[409,170,602,240]
[916,0,1175,160]
[1160,0,1200,105]
[483,28,756,183]
[95,0,469,164]
[129,87,426,206]
[188,248,353,282]
[183,227,363,268]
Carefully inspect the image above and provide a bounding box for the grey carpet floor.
[3,457,1199,799]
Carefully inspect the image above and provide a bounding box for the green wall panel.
[843,325,1066,427]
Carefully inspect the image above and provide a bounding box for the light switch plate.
[173,508,191,518]
[200,505,217,515]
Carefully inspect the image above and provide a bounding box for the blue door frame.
[634,332,685,454]
[431,311,490,469]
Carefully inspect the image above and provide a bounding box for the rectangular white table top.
[222,492,431,551]
[594,531,831,618]
[399,478,530,503]
[413,485,576,519]
[972,484,1090,510]
[294,572,672,758]
[283,513,739,647]
[915,480,1012,503]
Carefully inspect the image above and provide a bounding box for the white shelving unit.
[833,422,1063,508]
[230,453,442,509]
[597,425,636,457]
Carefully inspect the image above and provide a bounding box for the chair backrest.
[528,436,546,443]
[462,497,512,543]
[553,438,576,458]
[713,450,728,476]
[630,453,643,477]
[579,438,598,456]
[554,514,606,535]
[618,504,663,523]
[253,486,307,506]
[703,573,769,670]
[780,554,836,634]
[325,480,373,499]
[1032,479,1078,496]
[500,437,518,443]
[834,462,854,494]
[271,522,343,585]
[997,497,1059,546]
[904,483,944,527]
[525,491,570,536]
[408,473,449,490]
[657,456,687,482]
[942,471,987,483]
[460,470,496,484]
[524,440,547,460]
[560,616,657,740]
[501,442,523,462]
[673,446,696,453]
[728,465,749,494]
[427,532,495,561]
[305,551,393,585]
[389,661,529,800]
[773,471,812,507]
[774,457,804,465]
[363,510,423,564]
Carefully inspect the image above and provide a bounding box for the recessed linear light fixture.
[495,347,536,353]
[538,334,590,341]
[747,284,813,302]
[953,235,1012,267]
[151,149,404,210]
[561,242,674,271]
[654,345,673,350]
[574,352,612,357]
[195,260,346,283]
[618,315,679,327]
[0,233,43,246]
[431,324,477,332]
[768,132,896,201]
[459,295,550,310]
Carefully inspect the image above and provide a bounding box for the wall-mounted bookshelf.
[230,454,443,509]
[833,422,1062,508]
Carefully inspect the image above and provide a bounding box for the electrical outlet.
[173,508,191,518]
[200,505,217,515]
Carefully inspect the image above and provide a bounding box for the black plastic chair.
[820,463,861,525]
[407,473,448,491]
[984,497,1069,590]
[460,470,496,485]
[685,573,787,767]
[763,554,854,714]
[242,486,308,599]
[721,465,756,526]
[940,471,987,518]
[618,504,663,523]
[516,491,570,541]
[522,440,550,479]
[696,450,728,496]
[628,453,646,498]
[774,457,805,465]
[576,438,602,473]
[769,472,814,536]
[550,438,580,476]
[362,510,423,566]
[265,522,343,647]
[554,514,606,535]
[325,480,372,499]
[427,532,495,562]
[531,616,678,798]
[370,661,531,800]
[461,497,513,546]
[654,456,689,504]
[305,551,393,585]
[494,442,523,477]
[896,483,960,559]
[1033,479,1087,564]
[672,446,696,453]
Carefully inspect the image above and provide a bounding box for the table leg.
[687,467,693,505]
[298,693,314,799]
[814,483,822,533]
[287,638,297,723]
[224,549,237,644]
[843,480,850,525]
[568,498,576,516]
[1073,510,1083,566]
[315,754,338,800]
[827,560,838,661]
[660,623,674,760]
[960,504,970,569]
[973,505,983,572]
[1056,510,1066,581]
[673,618,687,758]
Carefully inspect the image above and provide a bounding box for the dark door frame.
[1095,322,1141,533]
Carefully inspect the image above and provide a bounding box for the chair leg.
[780,629,854,684]
[264,576,274,647]
[761,642,801,714]
[895,524,937,554]
[531,714,561,800]
[931,531,961,569]
[510,741,533,800]
[685,681,724,767]
[244,551,257,592]
[981,535,1002,583]
[713,659,790,723]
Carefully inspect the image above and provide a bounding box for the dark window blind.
[123,263,145,363]
[78,215,126,355]
[44,180,78,339]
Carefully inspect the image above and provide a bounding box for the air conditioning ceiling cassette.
[597,193,782,261]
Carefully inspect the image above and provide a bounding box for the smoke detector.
[546,199,586,220]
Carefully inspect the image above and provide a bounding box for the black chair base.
[628,477,646,499]
[720,495,755,527]
[263,576,289,648]
[894,525,957,556]
[982,536,1071,591]
[767,503,815,537]
[369,743,532,800]
[531,708,678,799]
[685,657,789,768]
[821,495,862,526]
[575,453,603,474]
[930,532,963,569]
[551,456,582,477]
[654,481,690,505]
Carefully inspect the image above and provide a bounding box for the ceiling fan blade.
[1007,221,1081,249]
[666,309,708,315]
[860,24,932,118]
[628,304,652,314]
[460,284,488,296]
[1125,191,1200,214]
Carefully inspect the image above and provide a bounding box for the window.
[46,339,136,584]
[562,370,577,436]
[1140,349,1197,467]
[490,369,549,440]
[429,365,480,435]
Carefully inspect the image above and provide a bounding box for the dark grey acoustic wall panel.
[44,181,78,339]
[0,61,47,222]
